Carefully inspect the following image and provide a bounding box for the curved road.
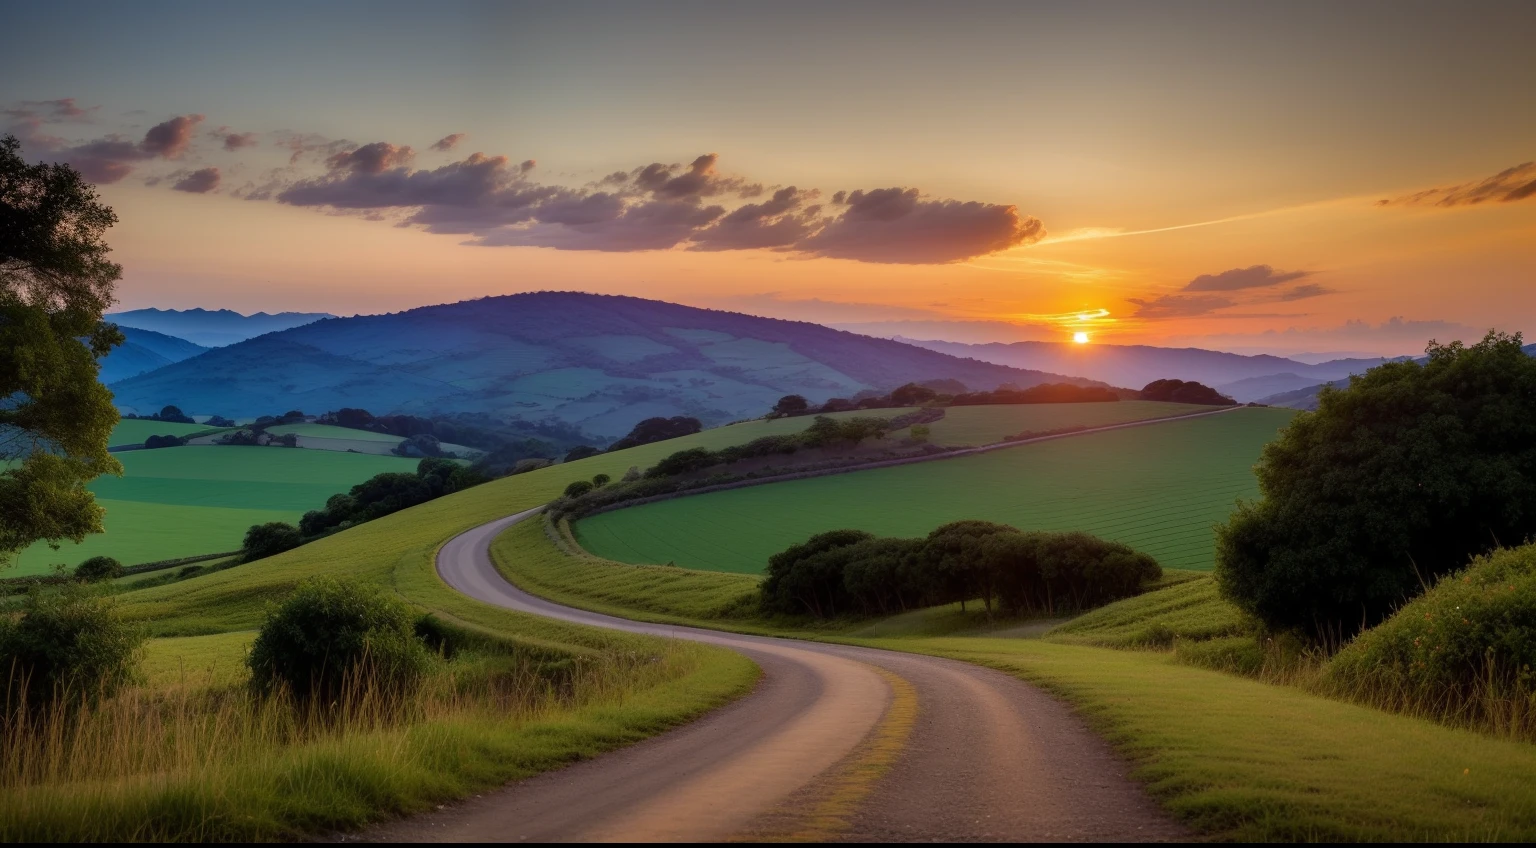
[368,508,1186,843]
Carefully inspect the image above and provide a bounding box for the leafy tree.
[607,416,703,451]
[591,473,611,487]
[0,582,143,712]
[564,445,602,463]
[247,578,430,704]
[275,433,299,448]
[144,434,184,449]
[205,415,236,427]
[155,404,194,423]
[889,383,938,406]
[1216,331,1536,640]
[761,529,873,617]
[242,521,303,561]
[0,135,124,569]
[74,554,123,582]
[1139,379,1235,406]
[563,480,594,498]
[772,394,809,417]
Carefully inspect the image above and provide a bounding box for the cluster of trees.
[1138,379,1235,405]
[768,379,1124,420]
[761,521,1162,619]
[297,458,488,538]
[143,434,186,449]
[123,405,195,424]
[645,414,892,479]
[951,383,1120,405]
[316,407,562,475]
[606,416,703,451]
[1217,331,1536,641]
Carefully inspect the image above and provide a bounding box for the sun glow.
[1073,332,1090,344]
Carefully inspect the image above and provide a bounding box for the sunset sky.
[4,0,1533,357]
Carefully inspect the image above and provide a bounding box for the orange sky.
[6,1,1534,357]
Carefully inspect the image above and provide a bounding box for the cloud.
[1183,264,1309,292]
[171,167,220,193]
[1127,293,1235,319]
[688,186,820,251]
[217,129,258,150]
[1378,162,1536,208]
[797,188,1046,264]
[430,133,465,152]
[1277,283,1334,302]
[140,114,203,158]
[3,98,92,121]
[325,141,415,174]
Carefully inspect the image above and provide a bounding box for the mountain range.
[107,307,335,347]
[97,327,209,385]
[105,293,1096,440]
[897,338,1407,403]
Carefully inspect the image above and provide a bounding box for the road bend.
[366,508,1186,843]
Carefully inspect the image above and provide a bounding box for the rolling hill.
[97,326,208,384]
[108,307,335,347]
[899,337,1400,401]
[107,292,1098,440]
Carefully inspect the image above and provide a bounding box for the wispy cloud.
[1377,162,1536,208]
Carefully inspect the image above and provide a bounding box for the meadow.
[12,442,422,575]
[107,419,215,447]
[914,399,1224,447]
[575,407,1295,573]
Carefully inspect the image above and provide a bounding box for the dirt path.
[360,509,1185,842]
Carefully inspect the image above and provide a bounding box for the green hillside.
[575,408,1295,573]
[107,292,1101,440]
[107,419,211,447]
[12,446,421,574]
[915,400,1223,446]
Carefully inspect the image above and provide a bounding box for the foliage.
[242,522,303,562]
[759,521,1160,618]
[299,458,488,536]
[0,583,142,712]
[951,383,1120,405]
[1216,331,1536,639]
[889,383,938,405]
[246,578,430,704]
[153,405,195,424]
[0,134,124,568]
[590,473,610,488]
[1323,543,1536,733]
[563,480,594,499]
[564,445,602,463]
[143,433,185,449]
[1139,379,1235,405]
[607,415,703,451]
[73,555,122,582]
[771,394,809,417]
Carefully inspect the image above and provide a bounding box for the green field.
[917,401,1224,447]
[12,446,422,574]
[576,408,1295,573]
[265,422,401,442]
[107,419,211,447]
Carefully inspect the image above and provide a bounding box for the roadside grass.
[495,515,1536,842]
[139,631,255,688]
[575,407,1295,573]
[917,400,1225,447]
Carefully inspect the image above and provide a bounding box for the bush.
[247,578,431,704]
[761,530,874,617]
[242,521,303,561]
[1139,379,1235,405]
[563,480,594,498]
[591,473,611,488]
[143,434,184,449]
[0,585,143,712]
[1323,543,1536,734]
[74,555,123,582]
[771,394,809,417]
[1217,331,1536,640]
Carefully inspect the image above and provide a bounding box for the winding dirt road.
[367,509,1186,842]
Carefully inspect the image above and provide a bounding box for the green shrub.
[241,521,302,561]
[591,473,611,488]
[0,585,143,712]
[247,578,430,704]
[1217,331,1536,640]
[1323,543,1536,733]
[563,479,594,499]
[74,555,123,582]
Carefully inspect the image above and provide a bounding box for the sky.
[4,0,1534,357]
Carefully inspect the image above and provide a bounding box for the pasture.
[107,419,213,447]
[575,407,1295,573]
[11,446,422,575]
[915,400,1224,447]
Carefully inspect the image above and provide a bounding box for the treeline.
[1139,379,1236,406]
[767,376,1233,419]
[761,521,1161,618]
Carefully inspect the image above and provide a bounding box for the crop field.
[12,446,421,575]
[107,419,213,447]
[913,400,1225,447]
[575,407,1296,573]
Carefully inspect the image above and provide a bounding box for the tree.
[1139,379,1235,406]
[772,395,809,417]
[155,404,194,423]
[889,383,938,406]
[591,473,611,487]
[242,521,303,561]
[607,416,703,451]
[564,480,594,498]
[75,554,123,582]
[1216,331,1536,640]
[0,135,124,570]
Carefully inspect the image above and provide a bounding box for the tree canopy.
[1216,331,1536,640]
[0,135,123,568]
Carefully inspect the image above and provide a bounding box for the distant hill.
[107,292,1098,440]
[108,307,335,347]
[97,326,208,384]
[899,338,1400,402]
[1257,342,1536,410]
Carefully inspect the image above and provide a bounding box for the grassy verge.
[494,515,1536,842]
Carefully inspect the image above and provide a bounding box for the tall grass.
[0,643,720,841]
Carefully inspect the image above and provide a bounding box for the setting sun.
[1073,332,1090,344]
